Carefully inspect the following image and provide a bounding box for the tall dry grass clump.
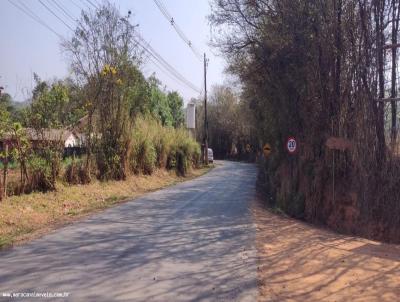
[130,115,200,176]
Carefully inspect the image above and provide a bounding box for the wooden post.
[204,53,209,165]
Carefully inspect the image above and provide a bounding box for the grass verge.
[0,166,211,250]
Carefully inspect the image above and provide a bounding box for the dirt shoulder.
[0,167,211,250]
[253,201,400,302]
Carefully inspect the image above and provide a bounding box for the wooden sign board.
[325,137,352,151]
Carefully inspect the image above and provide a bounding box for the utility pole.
[204,53,209,165]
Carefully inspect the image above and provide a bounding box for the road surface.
[0,161,258,301]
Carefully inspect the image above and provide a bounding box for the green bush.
[95,138,130,181]
[27,155,54,192]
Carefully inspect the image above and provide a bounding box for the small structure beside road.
[0,128,84,156]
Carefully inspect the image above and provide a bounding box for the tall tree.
[209,0,400,228]
[63,1,143,180]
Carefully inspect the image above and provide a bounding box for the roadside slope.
[254,203,400,302]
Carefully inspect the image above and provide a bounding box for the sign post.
[263,143,272,158]
[286,136,297,154]
[286,136,297,180]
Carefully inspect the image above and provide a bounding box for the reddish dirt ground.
[253,202,400,302]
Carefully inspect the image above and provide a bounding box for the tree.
[0,92,25,122]
[148,75,173,127]
[10,123,30,193]
[196,85,255,159]
[0,93,13,112]
[63,1,143,180]
[209,0,400,231]
[0,100,11,200]
[167,91,184,128]
[28,77,70,129]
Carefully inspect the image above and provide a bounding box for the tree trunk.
[391,0,399,147]
[85,111,93,181]
[3,144,8,199]
[0,165,3,202]
[375,0,386,161]
[333,0,342,137]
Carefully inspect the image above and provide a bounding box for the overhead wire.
[152,0,203,61]
[69,0,84,11]
[9,0,200,95]
[49,0,77,23]
[38,0,74,31]
[85,0,98,9]
[134,33,201,93]
[145,52,198,93]
[8,0,62,38]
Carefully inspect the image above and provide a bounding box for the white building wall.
[186,103,196,129]
[64,134,79,148]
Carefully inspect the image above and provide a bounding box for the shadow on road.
[0,161,258,302]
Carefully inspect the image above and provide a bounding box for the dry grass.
[0,167,210,249]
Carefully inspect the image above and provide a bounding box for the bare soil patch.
[253,201,400,302]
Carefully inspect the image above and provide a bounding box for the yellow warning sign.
[263,143,272,157]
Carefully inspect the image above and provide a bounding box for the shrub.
[130,115,200,176]
[133,139,157,175]
[175,149,187,176]
[95,138,130,181]
[130,118,157,175]
[27,155,54,192]
[64,158,90,185]
[167,128,201,176]
[65,161,80,184]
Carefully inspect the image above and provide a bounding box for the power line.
[152,0,203,61]
[49,0,77,23]
[134,33,201,93]
[9,0,200,94]
[144,47,203,95]
[38,0,74,31]
[136,34,201,92]
[77,0,91,10]
[8,0,62,38]
[85,0,98,9]
[51,3,199,93]
[70,0,84,11]
[145,53,196,93]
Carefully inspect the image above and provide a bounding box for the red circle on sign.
[286,136,297,154]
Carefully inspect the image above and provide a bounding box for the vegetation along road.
[1,161,400,301]
[0,161,258,301]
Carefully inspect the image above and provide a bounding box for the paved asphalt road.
[0,161,258,302]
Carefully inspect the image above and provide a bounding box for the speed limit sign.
[286,136,297,154]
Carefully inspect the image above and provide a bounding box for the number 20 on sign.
[286,136,297,154]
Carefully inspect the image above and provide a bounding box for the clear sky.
[0,0,225,103]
